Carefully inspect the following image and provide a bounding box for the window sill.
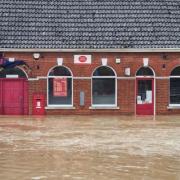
[167,105,180,109]
[89,106,120,110]
[45,106,76,110]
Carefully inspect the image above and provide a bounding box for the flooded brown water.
[0,115,180,180]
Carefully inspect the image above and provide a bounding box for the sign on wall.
[53,78,67,97]
[74,55,92,64]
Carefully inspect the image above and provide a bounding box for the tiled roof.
[0,0,180,49]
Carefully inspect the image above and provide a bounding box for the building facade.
[0,51,180,115]
[0,1,180,115]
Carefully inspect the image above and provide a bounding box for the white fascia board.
[1,48,180,53]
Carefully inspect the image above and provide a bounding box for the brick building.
[0,0,180,115]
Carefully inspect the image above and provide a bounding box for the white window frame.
[91,66,117,108]
[47,66,73,108]
[169,75,180,107]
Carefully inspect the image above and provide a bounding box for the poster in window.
[53,78,67,97]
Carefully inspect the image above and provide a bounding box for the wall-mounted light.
[115,58,121,64]
[33,53,40,60]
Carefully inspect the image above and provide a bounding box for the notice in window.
[53,78,67,97]
[146,90,152,103]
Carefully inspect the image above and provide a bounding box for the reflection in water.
[0,115,180,180]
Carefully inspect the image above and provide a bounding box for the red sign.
[53,78,67,97]
[74,55,91,64]
[79,56,87,62]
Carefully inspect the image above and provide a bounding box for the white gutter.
[1,48,180,53]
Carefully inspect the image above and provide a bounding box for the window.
[170,66,180,105]
[0,67,27,78]
[48,66,73,106]
[136,67,154,76]
[92,66,117,106]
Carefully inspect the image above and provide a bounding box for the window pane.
[48,78,72,105]
[171,67,180,76]
[49,66,71,76]
[136,67,153,76]
[93,78,115,105]
[0,68,26,78]
[137,80,152,104]
[170,78,180,104]
[93,66,115,76]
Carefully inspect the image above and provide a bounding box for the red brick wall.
[3,51,180,115]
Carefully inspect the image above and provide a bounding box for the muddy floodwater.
[0,116,180,180]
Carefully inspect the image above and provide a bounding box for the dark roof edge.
[1,48,180,53]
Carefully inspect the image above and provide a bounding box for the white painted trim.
[168,104,180,107]
[28,78,39,81]
[154,77,156,116]
[12,66,28,79]
[136,76,154,78]
[156,77,169,79]
[36,76,47,79]
[6,75,18,78]
[167,105,180,109]
[89,106,120,109]
[1,48,180,52]
[169,76,180,78]
[27,76,171,81]
[117,77,135,80]
[73,77,91,80]
[45,106,75,109]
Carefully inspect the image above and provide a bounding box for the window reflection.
[92,66,116,106]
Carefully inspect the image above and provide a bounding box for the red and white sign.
[74,55,91,64]
[53,78,67,97]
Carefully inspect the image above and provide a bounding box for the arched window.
[0,67,27,78]
[92,66,117,106]
[48,66,73,106]
[170,66,180,105]
[136,67,154,76]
